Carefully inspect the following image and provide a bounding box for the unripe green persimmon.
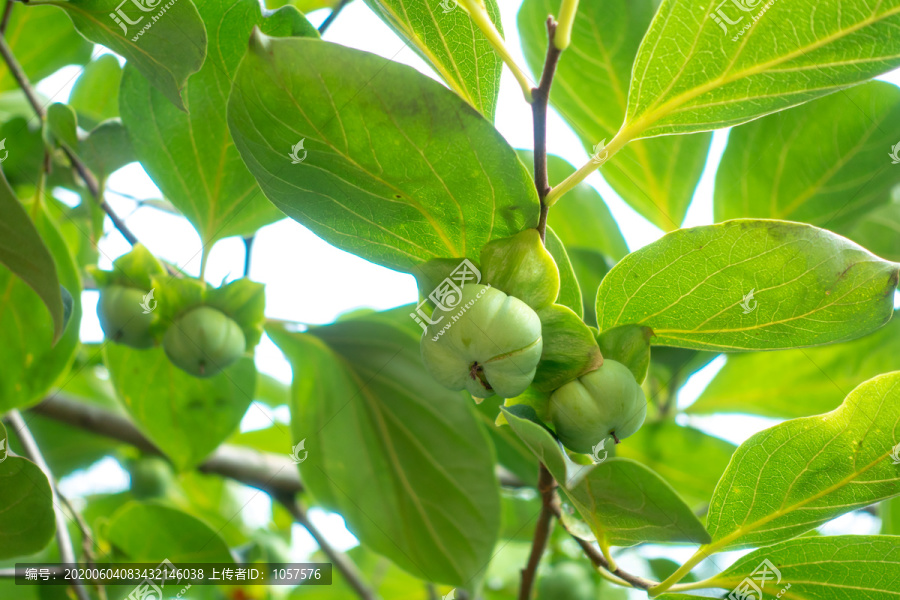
[421,284,542,398]
[549,359,646,454]
[97,285,155,348]
[163,306,246,378]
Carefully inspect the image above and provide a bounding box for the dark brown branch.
[0,0,14,35]
[242,235,254,277]
[550,503,657,590]
[274,493,377,600]
[531,17,563,242]
[318,0,349,34]
[518,463,560,600]
[0,32,139,246]
[5,411,92,600]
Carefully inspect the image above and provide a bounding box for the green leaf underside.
[705,371,900,551]
[269,318,500,586]
[708,536,900,599]
[104,345,256,471]
[69,54,123,128]
[0,0,92,93]
[0,172,64,341]
[228,35,538,273]
[119,0,317,243]
[596,220,899,351]
[0,205,82,412]
[519,0,711,230]
[625,0,900,138]
[847,200,900,263]
[715,81,900,233]
[501,406,710,547]
[690,315,900,419]
[364,0,504,120]
[0,455,56,559]
[58,0,206,110]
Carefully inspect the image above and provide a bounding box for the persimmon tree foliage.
[2,0,900,598]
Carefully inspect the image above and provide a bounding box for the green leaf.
[623,0,900,138]
[689,315,900,419]
[533,304,601,392]
[46,103,78,149]
[596,220,899,351]
[0,172,66,342]
[0,203,81,412]
[501,406,710,547]
[78,119,136,180]
[847,199,900,262]
[269,319,501,586]
[616,422,735,510]
[882,498,900,535]
[364,0,504,120]
[69,54,123,129]
[57,0,206,110]
[0,0,92,93]
[519,0,711,230]
[705,536,900,599]
[228,35,539,273]
[704,371,900,551]
[105,502,233,562]
[119,0,316,243]
[545,226,583,318]
[0,451,56,559]
[104,345,257,470]
[569,248,610,329]
[715,82,900,232]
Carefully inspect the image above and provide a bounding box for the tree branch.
[274,492,377,600]
[318,0,349,34]
[518,463,559,600]
[531,18,563,242]
[0,0,14,34]
[0,31,139,246]
[5,411,91,600]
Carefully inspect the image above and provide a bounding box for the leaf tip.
[248,26,272,55]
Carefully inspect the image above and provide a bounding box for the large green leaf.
[519,0,711,230]
[596,220,899,351]
[623,0,900,138]
[0,450,56,559]
[105,502,233,563]
[364,0,503,120]
[690,315,900,418]
[55,0,206,110]
[704,536,900,599]
[617,422,735,510]
[104,345,256,470]
[715,81,900,232]
[228,35,539,273]
[0,0,92,93]
[269,318,501,586]
[502,406,710,547]
[0,204,81,412]
[0,172,65,342]
[68,54,123,129]
[119,0,316,243]
[704,371,900,551]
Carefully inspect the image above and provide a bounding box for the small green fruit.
[421,284,542,398]
[480,229,560,310]
[163,306,246,378]
[537,562,595,600]
[549,359,646,454]
[97,285,155,348]
[129,456,175,499]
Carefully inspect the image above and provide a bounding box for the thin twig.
[0,32,139,245]
[58,494,108,600]
[531,18,563,242]
[5,411,91,600]
[274,492,377,600]
[550,503,657,590]
[242,235,254,277]
[318,0,349,34]
[518,464,560,600]
[0,0,14,34]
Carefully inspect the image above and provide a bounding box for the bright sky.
[32,0,896,586]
